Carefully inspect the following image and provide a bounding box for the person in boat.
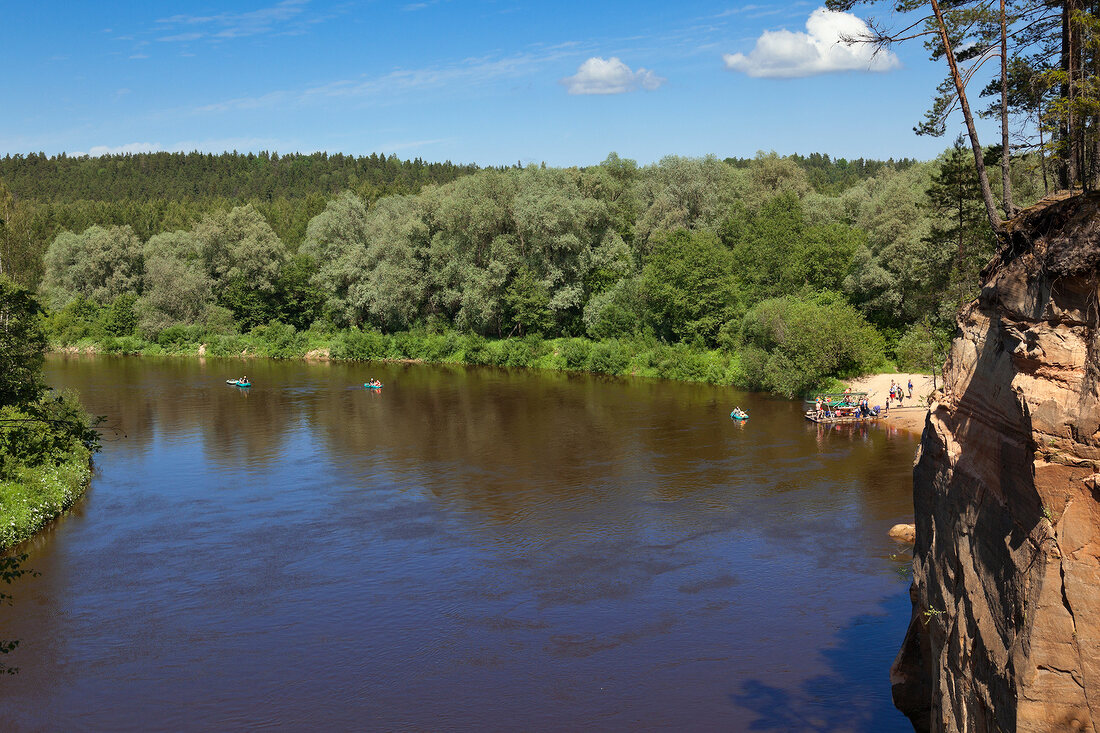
[815,396,823,418]
[240,376,248,384]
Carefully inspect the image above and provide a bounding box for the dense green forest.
[0,152,482,287]
[1,147,1046,396]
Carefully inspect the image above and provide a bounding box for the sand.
[842,372,937,435]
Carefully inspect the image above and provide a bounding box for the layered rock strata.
[894,192,1100,732]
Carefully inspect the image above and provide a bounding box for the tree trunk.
[1000,0,1016,216]
[929,0,1005,235]
[1060,2,1075,189]
[1040,121,1050,194]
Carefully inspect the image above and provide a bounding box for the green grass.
[0,447,91,550]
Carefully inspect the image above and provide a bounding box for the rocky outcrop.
[894,192,1100,732]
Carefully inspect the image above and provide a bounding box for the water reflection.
[0,355,918,730]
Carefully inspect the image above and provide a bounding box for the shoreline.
[53,342,934,437]
[844,372,935,436]
[0,449,92,551]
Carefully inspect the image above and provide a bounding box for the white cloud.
[85,142,162,156]
[194,47,583,113]
[561,57,665,95]
[722,7,899,78]
[156,0,311,42]
[158,32,202,43]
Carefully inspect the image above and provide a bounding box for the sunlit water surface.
[2,356,918,731]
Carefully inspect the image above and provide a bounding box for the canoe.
[363,384,383,389]
[730,411,748,421]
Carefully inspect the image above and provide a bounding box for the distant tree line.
[0,151,479,203]
[0,151,481,289]
[17,148,1047,394]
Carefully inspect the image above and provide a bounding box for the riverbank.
[844,372,935,435]
[51,329,750,388]
[0,447,92,550]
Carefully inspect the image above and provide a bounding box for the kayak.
[730,411,748,421]
[363,384,383,389]
[227,379,251,388]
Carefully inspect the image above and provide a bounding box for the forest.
[0,145,1044,397]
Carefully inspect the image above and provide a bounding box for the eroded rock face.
[894,193,1100,732]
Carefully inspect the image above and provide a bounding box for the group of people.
[813,392,875,420]
[888,378,914,408]
[366,378,382,387]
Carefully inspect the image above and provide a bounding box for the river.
[2,355,917,731]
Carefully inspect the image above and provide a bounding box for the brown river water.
[2,355,918,731]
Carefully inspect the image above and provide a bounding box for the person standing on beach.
[907,378,913,399]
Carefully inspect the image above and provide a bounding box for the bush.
[737,292,885,397]
[206,334,245,357]
[559,338,592,370]
[99,335,144,354]
[44,298,102,344]
[583,279,643,340]
[156,324,201,348]
[389,331,423,360]
[420,331,462,362]
[335,328,389,361]
[588,340,630,374]
[651,342,709,381]
[102,293,138,337]
[251,321,307,359]
[498,335,546,368]
[896,320,951,374]
[462,334,492,365]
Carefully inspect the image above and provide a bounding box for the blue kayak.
[364,384,383,389]
[227,379,251,388]
[730,411,748,421]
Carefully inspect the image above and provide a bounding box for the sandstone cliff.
[894,192,1100,732]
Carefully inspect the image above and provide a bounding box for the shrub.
[206,334,244,357]
[102,293,138,337]
[156,324,197,348]
[499,335,547,368]
[252,321,307,359]
[651,342,709,381]
[895,319,952,374]
[420,331,461,362]
[335,328,389,361]
[583,279,643,340]
[462,334,492,365]
[99,335,144,354]
[389,331,423,360]
[737,292,884,397]
[588,340,630,374]
[559,338,592,370]
[44,298,102,344]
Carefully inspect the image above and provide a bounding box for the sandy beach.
[843,372,936,435]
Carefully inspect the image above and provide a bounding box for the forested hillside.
[0,151,480,286]
[0,151,479,202]
[6,147,1046,395]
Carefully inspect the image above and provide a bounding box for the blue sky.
[2,0,996,165]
